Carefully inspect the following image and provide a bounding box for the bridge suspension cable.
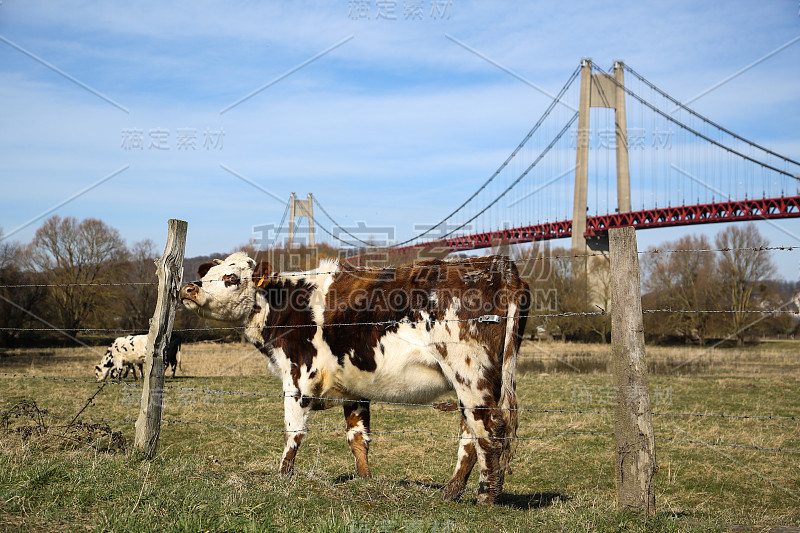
[384,64,582,248]
[311,196,376,247]
[438,111,579,240]
[592,63,800,180]
[278,195,365,249]
[269,199,291,248]
[622,64,800,169]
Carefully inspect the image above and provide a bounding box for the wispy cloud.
[219,164,286,205]
[0,34,129,113]
[2,165,131,242]
[445,34,577,112]
[671,35,800,113]
[220,35,354,114]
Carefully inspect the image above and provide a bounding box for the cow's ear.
[198,261,215,278]
[213,259,224,265]
[253,262,272,288]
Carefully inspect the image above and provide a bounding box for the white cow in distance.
[95,335,147,381]
[94,333,182,381]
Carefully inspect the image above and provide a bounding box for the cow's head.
[94,350,114,381]
[180,252,268,325]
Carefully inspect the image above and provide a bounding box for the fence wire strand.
[2,239,799,459]
[1,245,796,289]
[4,407,799,453]
[3,306,799,334]
[2,372,798,421]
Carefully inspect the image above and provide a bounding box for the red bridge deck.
[364,196,800,260]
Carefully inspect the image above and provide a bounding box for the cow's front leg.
[441,412,477,502]
[343,400,371,478]
[279,391,311,477]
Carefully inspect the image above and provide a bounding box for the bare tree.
[0,228,46,345]
[27,216,127,331]
[0,228,16,271]
[587,255,612,343]
[527,246,596,341]
[641,234,717,344]
[714,224,776,346]
[117,239,158,331]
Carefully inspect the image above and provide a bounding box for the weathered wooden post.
[135,219,187,459]
[609,226,656,514]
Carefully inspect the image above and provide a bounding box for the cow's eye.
[223,274,241,287]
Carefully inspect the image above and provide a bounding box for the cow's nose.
[180,283,200,299]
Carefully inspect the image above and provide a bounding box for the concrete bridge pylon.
[571,59,631,255]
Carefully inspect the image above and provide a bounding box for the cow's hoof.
[278,465,295,479]
[476,492,496,506]
[440,482,466,502]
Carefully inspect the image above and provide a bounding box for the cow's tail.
[498,278,530,478]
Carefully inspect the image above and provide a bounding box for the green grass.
[1,341,799,532]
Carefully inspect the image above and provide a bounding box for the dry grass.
[519,339,800,376]
[0,341,268,380]
[1,339,799,531]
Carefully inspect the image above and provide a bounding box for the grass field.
[1,340,799,532]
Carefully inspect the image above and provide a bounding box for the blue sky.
[1,1,799,277]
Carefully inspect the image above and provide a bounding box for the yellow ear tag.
[256,278,266,288]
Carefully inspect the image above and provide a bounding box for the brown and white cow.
[179,252,529,504]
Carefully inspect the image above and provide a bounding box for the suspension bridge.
[281,59,800,260]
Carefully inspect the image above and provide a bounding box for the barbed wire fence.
[1,371,798,453]
[1,226,799,506]
[0,244,794,288]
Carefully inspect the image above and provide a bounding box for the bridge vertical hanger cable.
[647,79,655,209]
[654,83,659,209]
[673,80,679,206]
[677,91,682,207]
[667,90,671,208]
[606,95,610,215]
[594,109,598,217]
[639,81,644,210]
[437,111,580,240]
[601,71,799,181]
[623,64,800,169]
[380,65,582,249]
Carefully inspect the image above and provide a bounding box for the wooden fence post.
[609,226,657,514]
[135,219,187,459]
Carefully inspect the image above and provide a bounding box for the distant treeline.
[1,215,796,349]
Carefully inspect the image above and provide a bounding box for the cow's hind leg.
[279,394,311,477]
[441,411,477,502]
[457,399,507,505]
[343,400,371,478]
